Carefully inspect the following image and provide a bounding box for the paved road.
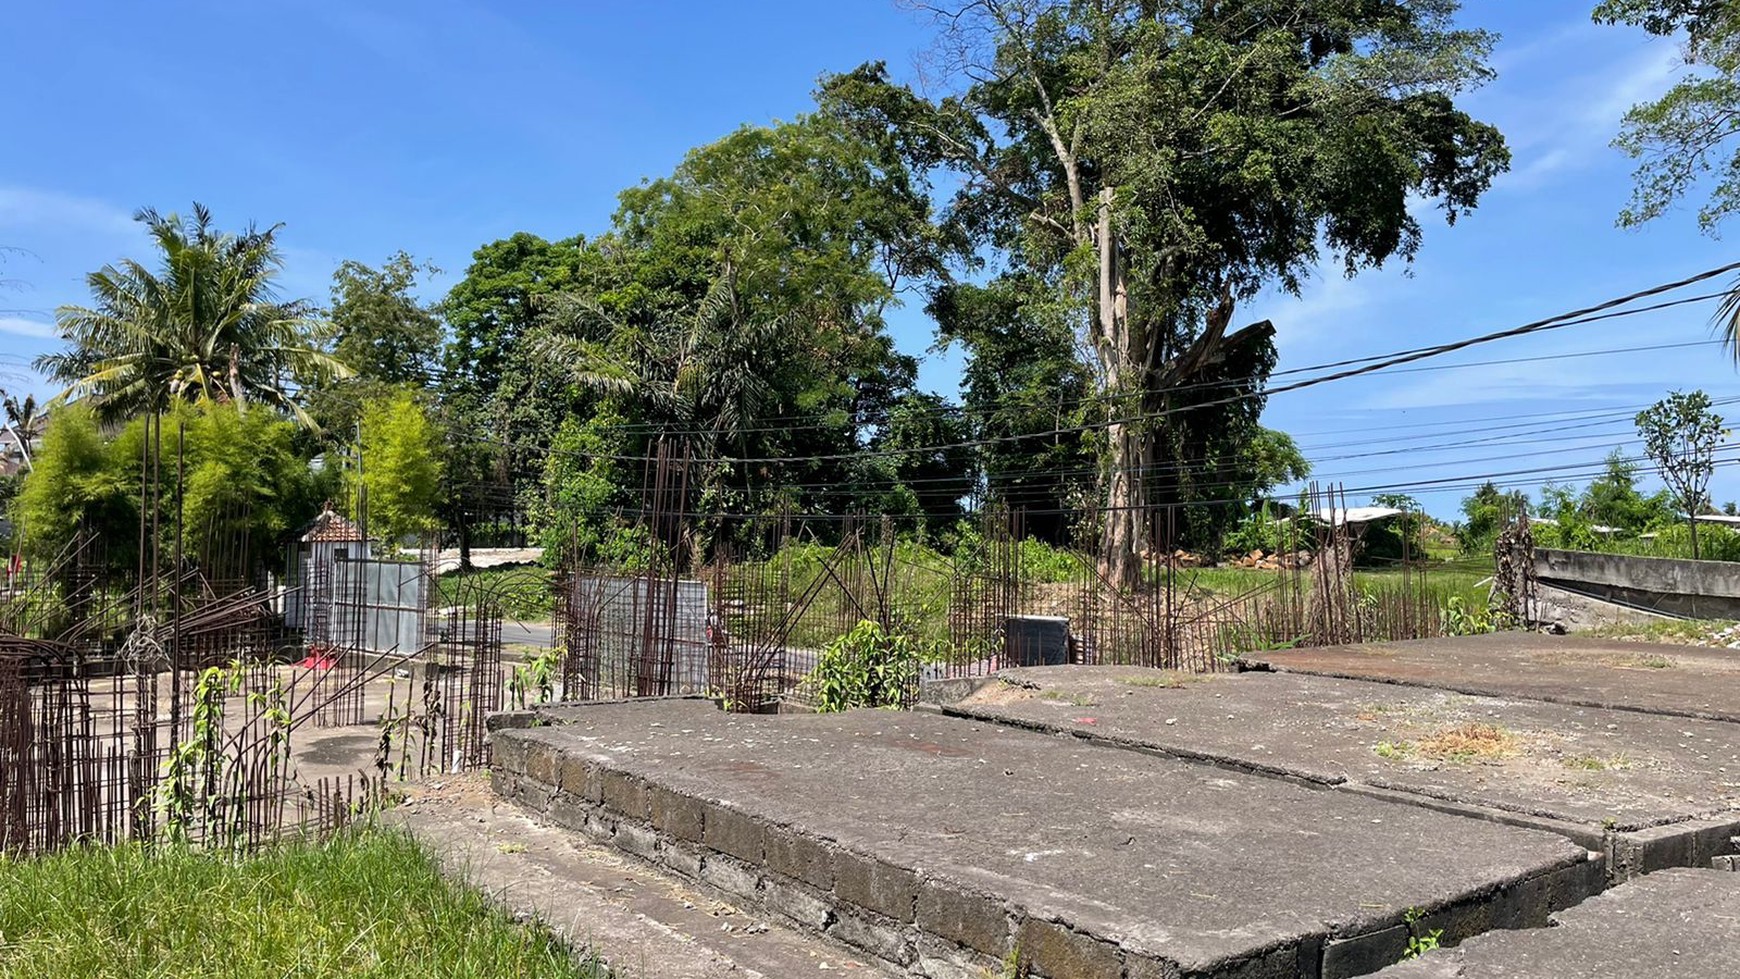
[501,619,555,651]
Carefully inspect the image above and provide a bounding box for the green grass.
[438,566,554,621]
[0,829,604,979]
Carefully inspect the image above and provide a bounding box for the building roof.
[1311,505,1404,526]
[300,507,367,543]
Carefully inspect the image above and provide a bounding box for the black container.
[1004,615,1070,667]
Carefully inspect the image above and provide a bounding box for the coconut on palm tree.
[38,204,350,428]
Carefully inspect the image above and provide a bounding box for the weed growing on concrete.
[1441,596,1514,637]
[510,645,565,709]
[1117,674,1186,689]
[1563,752,1631,772]
[1040,690,1097,707]
[1400,907,1443,961]
[810,620,923,712]
[1374,740,1414,760]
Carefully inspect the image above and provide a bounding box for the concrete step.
[1372,868,1740,978]
[388,775,897,979]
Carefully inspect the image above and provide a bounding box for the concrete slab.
[1372,868,1740,978]
[389,774,894,979]
[493,700,1602,979]
[936,667,1740,878]
[1239,634,1740,724]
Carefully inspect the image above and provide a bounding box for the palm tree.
[532,270,779,459]
[1719,289,1740,363]
[38,204,350,428]
[0,392,42,471]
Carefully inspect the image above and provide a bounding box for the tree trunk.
[1094,187,1144,589]
[1690,512,1701,561]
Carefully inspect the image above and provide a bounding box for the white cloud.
[1486,29,1685,194]
[0,186,138,237]
[1582,43,1685,129]
[0,316,56,339]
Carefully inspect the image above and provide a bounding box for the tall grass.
[0,829,604,979]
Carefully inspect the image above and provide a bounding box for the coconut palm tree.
[38,204,349,428]
[0,391,42,471]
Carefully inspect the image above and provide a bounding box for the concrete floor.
[938,664,1740,875]
[1240,632,1740,723]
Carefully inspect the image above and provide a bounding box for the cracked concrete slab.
[1371,868,1740,978]
[1239,634,1740,724]
[936,666,1740,876]
[495,700,1602,978]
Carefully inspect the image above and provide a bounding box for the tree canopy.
[823,0,1508,583]
[352,390,444,546]
[1636,389,1726,558]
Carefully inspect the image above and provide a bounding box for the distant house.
[298,507,372,567]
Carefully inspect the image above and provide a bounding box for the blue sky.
[1,1,1734,518]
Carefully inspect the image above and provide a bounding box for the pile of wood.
[1227,549,1314,571]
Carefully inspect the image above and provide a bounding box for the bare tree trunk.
[1094,187,1144,589]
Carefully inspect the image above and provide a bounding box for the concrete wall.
[1534,548,1740,620]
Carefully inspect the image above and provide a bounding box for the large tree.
[309,252,444,437]
[1594,2,1740,356]
[41,204,347,428]
[930,275,1097,544]
[825,0,1508,584]
[437,233,589,556]
[522,112,958,550]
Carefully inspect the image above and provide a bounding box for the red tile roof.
[301,508,366,543]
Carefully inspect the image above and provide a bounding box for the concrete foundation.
[934,667,1740,879]
[1239,633,1740,724]
[492,700,1601,979]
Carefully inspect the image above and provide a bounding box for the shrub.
[809,619,923,712]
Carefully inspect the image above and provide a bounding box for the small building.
[284,506,427,655]
[284,507,371,638]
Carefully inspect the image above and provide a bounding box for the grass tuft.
[1117,674,1187,689]
[1415,722,1519,762]
[0,829,604,979]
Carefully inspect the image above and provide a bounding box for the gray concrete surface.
[1372,868,1740,978]
[389,774,893,979]
[1241,633,1740,723]
[935,667,1740,877]
[494,700,1602,979]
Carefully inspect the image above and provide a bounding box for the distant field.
[0,829,604,979]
